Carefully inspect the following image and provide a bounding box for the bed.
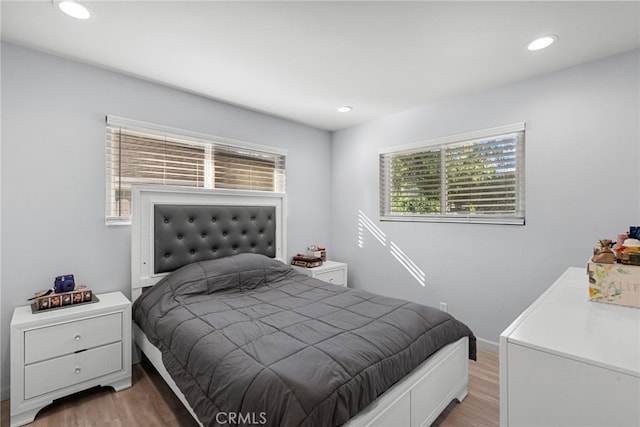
[130,186,476,427]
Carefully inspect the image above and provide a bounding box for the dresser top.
[502,267,640,376]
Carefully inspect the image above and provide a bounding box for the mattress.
[133,253,476,427]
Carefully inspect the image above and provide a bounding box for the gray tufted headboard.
[154,204,276,274]
[131,186,286,301]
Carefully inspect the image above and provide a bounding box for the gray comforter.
[133,253,476,427]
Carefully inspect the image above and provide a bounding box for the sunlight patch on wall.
[358,210,386,248]
[390,241,426,287]
[357,210,426,286]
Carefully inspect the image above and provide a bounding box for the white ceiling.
[2,1,639,131]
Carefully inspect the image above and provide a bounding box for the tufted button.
[232,245,238,250]
[164,218,169,224]
[267,216,272,220]
[190,250,195,255]
[165,253,170,258]
[250,217,256,221]
[241,231,246,236]
[222,231,228,236]
[211,217,216,222]
[189,218,194,223]
[232,217,238,222]
[251,243,256,248]
[177,235,183,240]
[201,233,206,238]
[212,248,217,252]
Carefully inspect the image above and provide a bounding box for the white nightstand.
[10,291,132,427]
[292,260,348,287]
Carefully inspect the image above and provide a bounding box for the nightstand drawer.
[24,313,122,364]
[292,260,348,287]
[24,341,122,400]
[315,269,345,286]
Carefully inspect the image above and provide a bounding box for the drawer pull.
[74,367,81,375]
[74,334,81,341]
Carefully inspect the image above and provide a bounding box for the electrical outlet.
[439,302,448,312]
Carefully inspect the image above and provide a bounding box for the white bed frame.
[130,186,469,427]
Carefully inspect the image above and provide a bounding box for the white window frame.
[379,122,525,225]
[105,115,287,225]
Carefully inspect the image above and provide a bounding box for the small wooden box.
[587,262,640,308]
[32,286,93,312]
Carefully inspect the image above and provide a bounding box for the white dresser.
[500,267,640,426]
[10,291,132,427]
[292,260,348,287]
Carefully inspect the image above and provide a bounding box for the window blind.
[213,146,281,191]
[105,117,286,224]
[379,123,525,225]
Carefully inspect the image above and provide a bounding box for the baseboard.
[476,337,499,353]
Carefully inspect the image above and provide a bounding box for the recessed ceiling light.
[527,35,558,51]
[337,106,353,113]
[58,1,91,20]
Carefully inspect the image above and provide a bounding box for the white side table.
[10,291,132,427]
[292,260,348,287]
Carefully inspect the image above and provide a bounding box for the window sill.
[380,215,525,226]
[105,217,132,226]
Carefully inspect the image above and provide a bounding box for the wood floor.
[433,347,499,427]
[1,348,498,427]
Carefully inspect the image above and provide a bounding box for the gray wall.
[0,42,332,398]
[330,49,640,347]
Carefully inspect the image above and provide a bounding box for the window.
[379,123,525,225]
[105,116,286,224]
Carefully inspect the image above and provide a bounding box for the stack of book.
[291,254,323,268]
